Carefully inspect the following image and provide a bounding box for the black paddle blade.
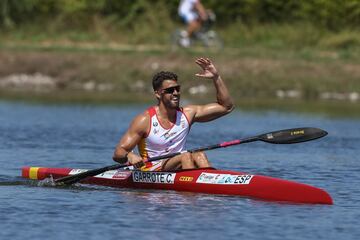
[258,127,328,144]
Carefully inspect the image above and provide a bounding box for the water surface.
[0,101,359,239]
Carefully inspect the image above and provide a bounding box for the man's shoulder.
[129,108,151,130]
[181,105,198,122]
[134,109,151,123]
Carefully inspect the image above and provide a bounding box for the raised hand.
[195,58,219,80]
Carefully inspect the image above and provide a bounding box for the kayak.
[21,166,333,204]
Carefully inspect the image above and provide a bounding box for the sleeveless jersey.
[137,106,191,171]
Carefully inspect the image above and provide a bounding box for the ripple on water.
[1,102,360,240]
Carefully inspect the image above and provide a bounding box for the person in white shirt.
[178,0,208,47]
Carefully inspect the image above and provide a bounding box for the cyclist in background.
[178,0,208,47]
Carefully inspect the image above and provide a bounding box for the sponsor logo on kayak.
[179,176,193,182]
[97,170,118,178]
[95,170,127,179]
[291,130,305,135]
[132,171,176,184]
[69,169,131,179]
[69,169,88,175]
[196,173,253,185]
[113,171,132,180]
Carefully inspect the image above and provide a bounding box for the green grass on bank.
[224,22,360,51]
[0,22,359,117]
[1,21,360,57]
[2,48,358,96]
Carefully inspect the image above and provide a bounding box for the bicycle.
[171,11,224,51]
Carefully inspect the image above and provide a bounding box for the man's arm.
[113,113,148,166]
[185,58,234,123]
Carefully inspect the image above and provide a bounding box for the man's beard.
[163,96,180,109]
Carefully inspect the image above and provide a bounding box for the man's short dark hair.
[152,71,178,91]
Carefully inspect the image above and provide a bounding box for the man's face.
[157,80,181,109]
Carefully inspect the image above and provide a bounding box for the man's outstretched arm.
[186,58,234,122]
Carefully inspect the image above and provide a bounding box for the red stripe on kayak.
[20,167,333,204]
[22,167,30,178]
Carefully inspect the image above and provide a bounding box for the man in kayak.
[113,57,234,171]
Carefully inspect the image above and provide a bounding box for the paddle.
[55,127,327,185]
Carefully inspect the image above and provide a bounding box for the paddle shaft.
[55,127,327,185]
[54,138,252,185]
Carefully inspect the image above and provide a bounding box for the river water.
[0,100,359,240]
